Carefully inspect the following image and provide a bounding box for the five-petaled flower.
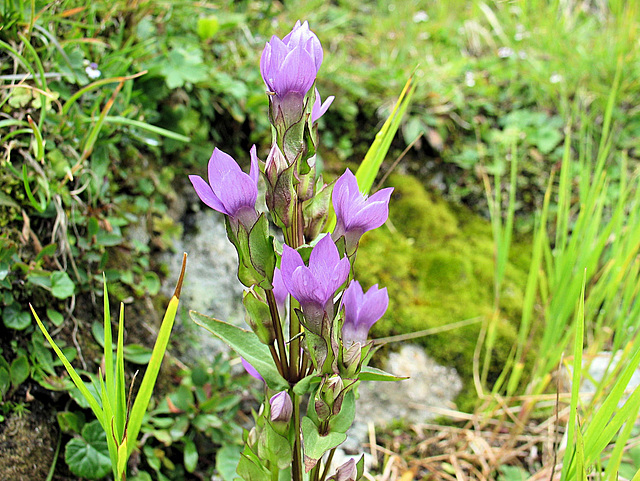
[332,169,393,253]
[341,280,388,345]
[280,235,350,331]
[189,147,259,228]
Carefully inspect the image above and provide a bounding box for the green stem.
[292,391,303,481]
[266,289,289,378]
[269,344,285,378]
[319,447,337,481]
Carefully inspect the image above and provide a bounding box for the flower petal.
[290,266,326,306]
[312,88,334,123]
[241,358,264,382]
[207,148,242,189]
[308,235,341,287]
[358,285,388,330]
[281,245,305,296]
[276,47,316,96]
[343,280,364,326]
[346,187,393,231]
[189,175,229,215]
[249,144,260,185]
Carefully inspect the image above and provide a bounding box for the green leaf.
[3,304,31,330]
[127,253,186,460]
[197,16,219,39]
[47,308,64,327]
[123,344,153,364]
[216,444,242,481]
[190,311,288,391]
[329,390,356,434]
[0,367,10,397]
[301,417,346,462]
[129,471,153,481]
[0,191,19,208]
[57,411,86,434]
[51,271,75,299]
[258,422,292,470]
[183,438,198,473]
[293,374,321,396]
[10,355,29,387]
[359,366,408,382]
[237,451,270,481]
[65,420,112,480]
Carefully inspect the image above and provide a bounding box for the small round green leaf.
[51,271,76,299]
[10,356,29,387]
[47,308,64,327]
[3,304,31,330]
[65,420,111,479]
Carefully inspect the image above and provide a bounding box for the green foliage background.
[1,0,639,479]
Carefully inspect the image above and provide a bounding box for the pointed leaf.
[190,311,288,391]
[359,366,408,382]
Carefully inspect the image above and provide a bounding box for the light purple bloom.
[328,459,357,481]
[311,88,334,124]
[269,391,293,423]
[260,20,323,99]
[341,280,388,345]
[332,169,393,251]
[272,267,289,308]
[280,235,350,330]
[189,146,259,227]
[241,358,264,383]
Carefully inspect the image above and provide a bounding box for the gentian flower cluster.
[189,20,396,481]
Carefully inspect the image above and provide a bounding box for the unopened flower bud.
[315,397,331,421]
[328,458,357,481]
[322,374,344,407]
[343,342,361,377]
[247,426,258,448]
[265,144,288,184]
[270,391,293,424]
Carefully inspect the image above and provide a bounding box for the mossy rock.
[356,174,530,404]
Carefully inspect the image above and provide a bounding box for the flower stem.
[292,391,303,481]
[268,344,284,378]
[319,447,337,481]
[266,289,289,378]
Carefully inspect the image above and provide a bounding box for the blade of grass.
[559,272,585,481]
[324,75,415,232]
[115,303,126,443]
[31,305,104,426]
[97,116,191,142]
[126,253,186,457]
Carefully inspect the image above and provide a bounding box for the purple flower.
[341,281,388,345]
[241,358,264,383]
[280,235,350,331]
[269,391,293,423]
[260,20,323,99]
[332,169,393,252]
[328,459,357,481]
[189,146,259,228]
[272,267,289,309]
[311,88,334,124]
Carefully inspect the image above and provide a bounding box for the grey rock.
[161,210,245,361]
[356,344,462,427]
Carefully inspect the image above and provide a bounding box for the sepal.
[243,288,275,345]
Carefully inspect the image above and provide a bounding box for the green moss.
[356,174,530,405]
